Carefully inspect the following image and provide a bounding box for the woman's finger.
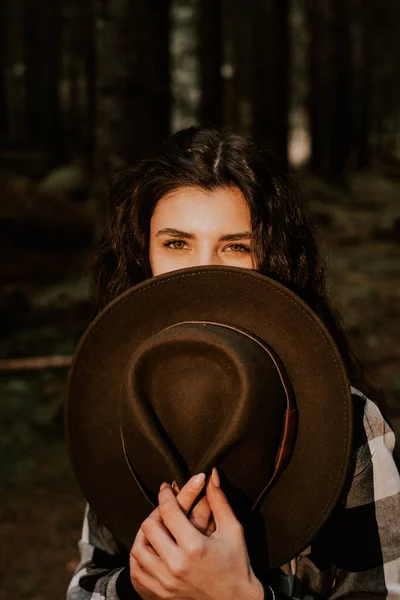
[130,554,165,599]
[189,494,213,533]
[170,473,206,515]
[141,497,188,566]
[131,527,176,590]
[140,473,206,547]
[158,484,203,552]
[173,480,213,534]
[206,468,242,535]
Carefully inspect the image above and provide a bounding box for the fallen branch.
[0,355,72,371]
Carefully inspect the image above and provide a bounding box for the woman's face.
[149,186,256,276]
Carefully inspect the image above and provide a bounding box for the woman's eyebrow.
[156,228,194,239]
[156,228,253,241]
[219,232,252,241]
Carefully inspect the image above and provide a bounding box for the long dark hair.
[93,126,381,403]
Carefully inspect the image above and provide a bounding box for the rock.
[0,286,30,338]
[311,211,335,230]
[0,150,50,179]
[0,174,95,253]
[372,216,400,243]
[38,164,89,202]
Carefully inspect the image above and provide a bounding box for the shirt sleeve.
[67,504,141,600]
[327,390,400,599]
[268,390,400,599]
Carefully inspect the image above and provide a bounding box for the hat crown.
[120,321,290,506]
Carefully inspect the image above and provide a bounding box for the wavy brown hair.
[93,126,382,403]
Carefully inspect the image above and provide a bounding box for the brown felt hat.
[65,265,353,576]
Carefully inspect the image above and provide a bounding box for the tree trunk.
[94,0,171,207]
[355,0,373,169]
[197,0,223,127]
[150,2,171,141]
[330,0,353,185]
[0,0,9,142]
[65,0,96,162]
[22,0,62,156]
[368,0,400,165]
[251,0,290,161]
[306,0,332,178]
[65,4,81,156]
[307,0,355,185]
[84,0,96,164]
[225,0,252,132]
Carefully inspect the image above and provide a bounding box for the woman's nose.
[196,248,223,267]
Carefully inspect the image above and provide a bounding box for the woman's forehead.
[151,185,251,230]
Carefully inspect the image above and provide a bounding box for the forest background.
[0,1,400,598]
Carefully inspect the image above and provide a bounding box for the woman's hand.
[129,473,215,599]
[129,468,263,600]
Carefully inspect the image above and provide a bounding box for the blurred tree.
[0,1,8,142]
[94,0,171,193]
[83,0,96,162]
[354,0,373,169]
[197,0,223,127]
[224,2,252,132]
[306,0,353,185]
[170,0,199,132]
[63,0,96,161]
[251,0,290,161]
[370,0,400,165]
[306,0,332,179]
[151,2,171,141]
[22,0,62,156]
[330,0,354,184]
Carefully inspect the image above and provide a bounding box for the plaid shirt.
[67,388,400,599]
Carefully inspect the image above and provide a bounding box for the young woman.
[67,127,400,599]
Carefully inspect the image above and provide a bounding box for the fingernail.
[160,482,168,491]
[211,468,220,487]
[192,473,206,489]
[172,480,179,492]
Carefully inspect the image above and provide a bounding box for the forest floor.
[0,169,399,598]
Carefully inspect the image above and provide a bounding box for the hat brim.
[65,265,352,568]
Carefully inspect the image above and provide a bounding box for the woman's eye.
[225,244,251,253]
[163,240,188,250]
